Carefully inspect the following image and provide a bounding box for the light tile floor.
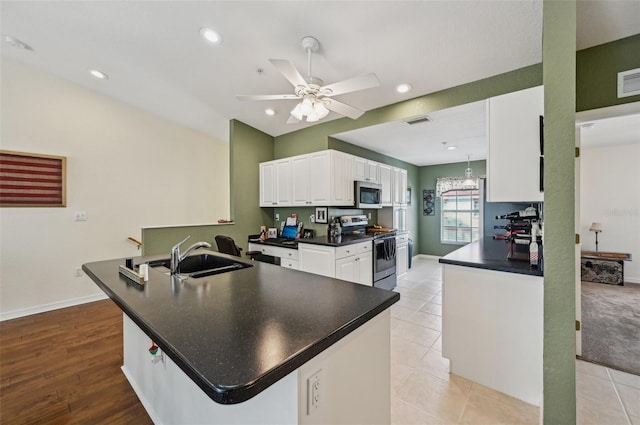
[391,256,639,425]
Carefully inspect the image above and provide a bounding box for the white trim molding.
[0,293,108,321]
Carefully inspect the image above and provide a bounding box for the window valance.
[436,176,485,197]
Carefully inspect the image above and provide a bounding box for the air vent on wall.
[405,116,431,125]
[617,68,640,98]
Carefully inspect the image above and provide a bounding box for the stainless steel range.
[339,215,397,290]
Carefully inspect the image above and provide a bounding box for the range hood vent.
[405,116,431,125]
[618,68,640,98]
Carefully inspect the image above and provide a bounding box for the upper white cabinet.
[259,150,406,208]
[392,167,408,206]
[487,86,544,202]
[330,151,354,206]
[260,159,292,207]
[292,151,331,206]
[379,164,393,206]
[354,157,380,183]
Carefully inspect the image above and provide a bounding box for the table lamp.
[589,222,602,252]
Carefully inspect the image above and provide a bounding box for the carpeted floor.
[580,281,640,376]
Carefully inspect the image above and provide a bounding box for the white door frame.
[574,101,640,356]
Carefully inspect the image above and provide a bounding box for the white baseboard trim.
[0,293,108,321]
[625,277,639,284]
[121,366,163,425]
[414,254,442,261]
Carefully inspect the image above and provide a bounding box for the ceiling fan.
[236,36,380,123]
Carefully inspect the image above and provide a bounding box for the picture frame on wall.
[423,189,435,216]
[315,207,328,224]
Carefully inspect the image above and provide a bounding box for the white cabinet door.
[396,242,408,277]
[354,157,380,183]
[330,151,354,206]
[291,155,310,206]
[275,159,292,205]
[336,255,358,282]
[289,152,331,206]
[335,253,372,286]
[259,159,292,207]
[487,86,544,202]
[392,168,407,206]
[367,161,380,184]
[393,207,407,232]
[259,161,276,207]
[308,151,331,205]
[298,243,336,277]
[357,252,373,286]
[379,164,393,207]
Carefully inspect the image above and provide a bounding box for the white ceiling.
[333,101,488,166]
[2,1,639,163]
[579,113,640,149]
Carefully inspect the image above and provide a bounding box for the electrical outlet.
[74,267,83,277]
[307,369,322,415]
[74,211,87,221]
[310,214,315,223]
[275,213,280,221]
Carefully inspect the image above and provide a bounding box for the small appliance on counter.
[495,207,542,267]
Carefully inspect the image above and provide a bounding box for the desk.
[581,251,632,285]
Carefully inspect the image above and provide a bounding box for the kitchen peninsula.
[83,250,398,425]
[439,237,543,406]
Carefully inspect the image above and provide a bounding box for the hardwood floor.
[0,300,152,424]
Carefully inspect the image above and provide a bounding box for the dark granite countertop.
[296,234,373,247]
[248,238,299,249]
[83,250,398,405]
[439,237,544,277]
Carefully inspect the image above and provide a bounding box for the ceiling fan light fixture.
[290,103,304,120]
[306,112,320,123]
[300,97,315,116]
[315,101,329,119]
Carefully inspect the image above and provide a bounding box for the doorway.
[575,102,640,375]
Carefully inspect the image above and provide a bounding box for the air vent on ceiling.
[617,68,640,98]
[405,116,431,125]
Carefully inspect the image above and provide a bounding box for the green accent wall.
[418,160,487,256]
[576,34,640,112]
[543,1,577,423]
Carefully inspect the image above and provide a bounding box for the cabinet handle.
[288,253,292,256]
[355,257,360,261]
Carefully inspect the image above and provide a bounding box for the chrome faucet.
[170,236,212,275]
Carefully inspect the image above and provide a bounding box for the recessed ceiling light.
[89,69,109,80]
[447,145,457,150]
[200,27,222,44]
[4,35,33,51]
[265,108,276,116]
[396,83,412,94]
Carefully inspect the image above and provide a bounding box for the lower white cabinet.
[299,241,373,284]
[298,243,336,277]
[248,243,299,270]
[396,233,409,278]
[336,242,373,286]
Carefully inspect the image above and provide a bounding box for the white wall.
[580,143,640,283]
[0,60,230,318]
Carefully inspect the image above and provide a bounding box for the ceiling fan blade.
[236,94,300,101]
[321,73,380,97]
[325,99,365,120]
[269,59,308,88]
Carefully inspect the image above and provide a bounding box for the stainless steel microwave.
[355,181,382,209]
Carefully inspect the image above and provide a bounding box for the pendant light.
[462,155,475,188]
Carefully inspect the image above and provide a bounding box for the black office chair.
[215,235,260,260]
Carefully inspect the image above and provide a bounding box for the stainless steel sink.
[148,253,253,278]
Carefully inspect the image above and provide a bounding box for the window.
[441,189,480,244]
